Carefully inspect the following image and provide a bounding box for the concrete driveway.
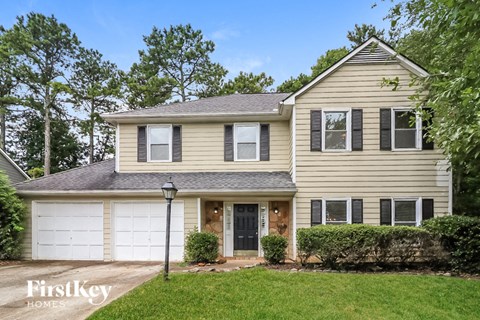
[0,261,162,320]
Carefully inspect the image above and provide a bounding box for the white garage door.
[34,202,104,260]
[112,201,184,261]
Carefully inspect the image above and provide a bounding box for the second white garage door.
[112,201,184,261]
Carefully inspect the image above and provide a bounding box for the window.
[148,125,172,161]
[234,123,259,161]
[323,110,351,151]
[393,198,421,226]
[392,109,421,150]
[324,199,351,224]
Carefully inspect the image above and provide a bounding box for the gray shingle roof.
[14,159,296,194]
[104,93,290,118]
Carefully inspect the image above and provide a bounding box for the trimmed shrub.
[0,171,27,260]
[297,225,435,269]
[261,234,288,264]
[184,229,218,263]
[423,215,480,272]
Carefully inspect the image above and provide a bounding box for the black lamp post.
[161,179,177,281]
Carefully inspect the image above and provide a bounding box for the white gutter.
[17,188,298,196]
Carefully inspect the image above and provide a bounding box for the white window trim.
[233,123,260,162]
[392,197,422,226]
[147,124,173,162]
[322,198,352,225]
[321,108,352,152]
[391,108,422,151]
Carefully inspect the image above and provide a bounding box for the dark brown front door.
[234,204,258,250]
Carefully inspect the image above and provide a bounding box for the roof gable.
[0,149,30,181]
[282,37,429,105]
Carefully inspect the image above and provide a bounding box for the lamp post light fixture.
[161,179,177,281]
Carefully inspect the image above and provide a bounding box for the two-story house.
[15,37,451,261]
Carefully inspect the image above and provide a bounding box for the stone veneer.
[204,201,224,255]
[269,201,289,237]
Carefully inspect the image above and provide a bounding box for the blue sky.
[0,0,394,87]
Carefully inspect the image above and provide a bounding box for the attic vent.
[346,43,396,64]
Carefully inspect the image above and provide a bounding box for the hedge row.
[297,216,480,272]
[297,224,439,269]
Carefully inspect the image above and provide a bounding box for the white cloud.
[223,56,271,76]
[210,28,240,41]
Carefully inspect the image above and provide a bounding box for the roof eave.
[17,188,298,197]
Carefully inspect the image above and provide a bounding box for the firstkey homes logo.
[26,280,112,308]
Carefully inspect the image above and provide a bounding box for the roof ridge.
[14,158,114,186]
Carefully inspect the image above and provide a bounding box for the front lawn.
[89,268,480,320]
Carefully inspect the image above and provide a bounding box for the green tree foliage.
[141,24,227,101]
[9,109,84,175]
[69,48,122,164]
[220,72,274,95]
[387,0,480,214]
[346,23,386,47]
[122,62,173,109]
[0,170,26,259]
[0,37,19,149]
[0,13,80,175]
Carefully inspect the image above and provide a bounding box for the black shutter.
[311,200,322,226]
[137,126,147,162]
[352,109,363,151]
[260,124,270,161]
[380,199,392,225]
[380,108,392,150]
[172,125,182,162]
[422,108,434,150]
[311,110,322,151]
[352,199,363,224]
[224,125,234,161]
[422,198,434,221]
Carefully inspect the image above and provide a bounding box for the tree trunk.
[89,100,95,164]
[0,110,5,150]
[44,89,51,176]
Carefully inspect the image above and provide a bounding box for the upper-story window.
[234,123,260,161]
[323,110,351,151]
[148,125,172,162]
[392,109,421,150]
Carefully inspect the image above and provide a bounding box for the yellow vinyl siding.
[118,121,290,172]
[294,62,449,228]
[21,196,198,260]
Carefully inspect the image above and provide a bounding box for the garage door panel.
[37,245,55,259]
[113,201,184,261]
[133,232,149,245]
[133,217,149,231]
[115,217,132,231]
[37,230,55,244]
[115,246,132,260]
[149,217,164,232]
[133,246,150,260]
[34,202,104,261]
[170,231,184,246]
[149,231,164,245]
[116,231,132,245]
[38,217,55,230]
[55,217,72,230]
[86,217,103,230]
[88,231,104,245]
[54,231,71,244]
[55,245,72,259]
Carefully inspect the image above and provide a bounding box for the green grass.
[89,268,480,320]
